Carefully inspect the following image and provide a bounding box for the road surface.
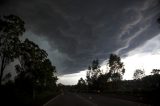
[44,92,149,106]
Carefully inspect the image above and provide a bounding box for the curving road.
[43,92,149,106]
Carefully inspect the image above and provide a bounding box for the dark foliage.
[0,15,59,106]
[0,15,25,85]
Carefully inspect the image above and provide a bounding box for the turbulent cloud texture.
[0,0,160,75]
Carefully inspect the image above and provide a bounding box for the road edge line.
[75,94,97,106]
[43,94,62,106]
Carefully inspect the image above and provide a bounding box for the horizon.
[58,33,160,85]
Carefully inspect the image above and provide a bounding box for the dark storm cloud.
[0,0,160,75]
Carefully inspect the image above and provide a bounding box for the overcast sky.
[1,0,160,84]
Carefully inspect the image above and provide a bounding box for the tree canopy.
[86,59,102,90]
[133,69,145,80]
[15,39,57,97]
[82,54,125,91]
[151,69,160,75]
[0,15,25,85]
[108,54,125,81]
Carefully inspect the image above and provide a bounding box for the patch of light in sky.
[58,33,160,85]
[123,33,160,80]
[57,70,87,85]
[122,53,160,80]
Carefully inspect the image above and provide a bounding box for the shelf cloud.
[1,0,160,75]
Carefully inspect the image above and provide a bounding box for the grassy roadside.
[102,89,160,105]
[77,90,160,106]
[30,90,60,106]
[0,84,60,106]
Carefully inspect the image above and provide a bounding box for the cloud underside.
[0,0,160,75]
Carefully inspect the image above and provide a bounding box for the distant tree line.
[75,54,160,105]
[76,54,125,92]
[75,15,160,105]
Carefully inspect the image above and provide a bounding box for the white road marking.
[43,94,62,106]
[75,94,98,106]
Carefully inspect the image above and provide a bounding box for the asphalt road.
[44,92,149,106]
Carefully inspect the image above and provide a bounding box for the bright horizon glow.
[57,70,87,85]
[123,33,160,79]
[58,33,160,85]
[123,53,160,80]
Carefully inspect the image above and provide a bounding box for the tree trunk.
[0,56,5,86]
[33,88,36,100]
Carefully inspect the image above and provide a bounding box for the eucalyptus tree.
[86,59,102,90]
[77,77,87,92]
[108,54,125,81]
[0,15,25,85]
[15,39,57,99]
[133,69,145,80]
[108,54,125,90]
[151,69,160,75]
